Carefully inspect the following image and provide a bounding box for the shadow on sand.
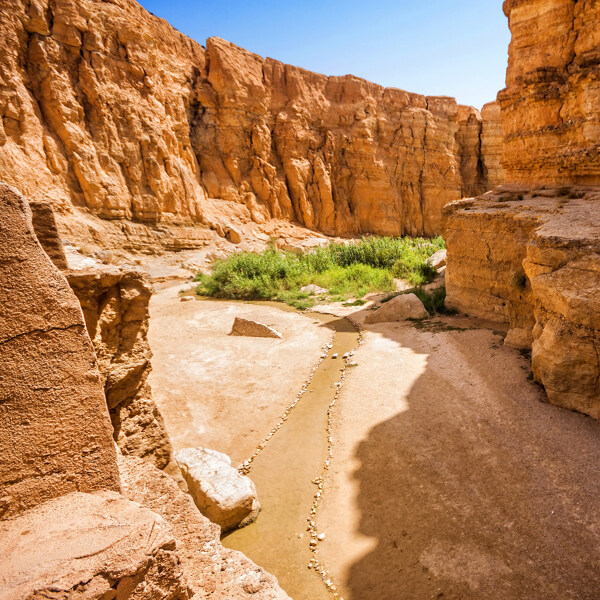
[316,309,600,600]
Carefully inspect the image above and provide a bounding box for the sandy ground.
[149,286,600,600]
[148,284,331,466]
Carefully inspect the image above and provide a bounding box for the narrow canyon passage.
[149,287,600,600]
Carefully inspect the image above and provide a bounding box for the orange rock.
[0,182,120,518]
[0,0,500,246]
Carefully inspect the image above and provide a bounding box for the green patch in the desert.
[195,236,444,308]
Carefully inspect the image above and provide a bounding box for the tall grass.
[195,236,444,308]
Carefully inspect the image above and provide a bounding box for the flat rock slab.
[427,248,447,269]
[0,491,188,600]
[230,317,282,339]
[300,284,328,295]
[176,447,261,532]
[365,293,429,324]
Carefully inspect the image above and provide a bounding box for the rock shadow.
[344,322,600,599]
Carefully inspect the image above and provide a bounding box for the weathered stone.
[0,182,120,518]
[230,317,282,339]
[499,0,600,185]
[67,267,173,469]
[426,248,447,269]
[365,293,429,324]
[119,454,289,600]
[444,188,600,418]
[0,0,500,248]
[0,491,190,600]
[175,447,261,532]
[29,201,68,269]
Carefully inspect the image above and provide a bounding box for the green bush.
[195,236,445,308]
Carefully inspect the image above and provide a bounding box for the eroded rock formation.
[444,0,600,420]
[0,182,120,518]
[499,0,600,185]
[445,187,600,418]
[0,185,289,598]
[0,0,499,247]
[67,267,173,468]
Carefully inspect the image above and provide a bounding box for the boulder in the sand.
[300,284,328,295]
[365,293,429,324]
[426,248,447,269]
[175,447,261,532]
[230,316,282,339]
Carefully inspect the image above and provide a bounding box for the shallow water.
[222,312,359,600]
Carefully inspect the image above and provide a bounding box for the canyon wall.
[0,0,500,246]
[499,0,600,185]
[0,183,289,598]
[445,0,600,419]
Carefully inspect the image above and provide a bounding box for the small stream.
[222,311,359,600]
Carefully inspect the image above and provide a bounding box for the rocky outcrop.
[119,454,288,599]
[499,0,600,185]
[67,267,173,469]
[0,0,499,246]
[0,491,191,600]
[175,447,261,532]
[444,187,600,419]
[0,182,120,518]
[480,101,505,187]
[0,183,289,599]
[365,293,429,324]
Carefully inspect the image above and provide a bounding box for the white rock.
[229,317,282,339]
[300,284,328,295]
[175,447,261,532]
[180,296,194,302]
[365,293,429,324]
[332,353,338,359]
[426,248,447,269]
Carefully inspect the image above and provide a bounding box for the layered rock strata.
[0,182,120,518]
[444,187,600,419]
[67,267,173,468]
[0,184,289,598]
[499,0,600,184]
[0,0,499,245]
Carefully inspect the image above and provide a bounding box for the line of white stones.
[306,326,364,599]
[238,331,337,476]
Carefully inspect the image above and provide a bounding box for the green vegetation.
[195,236,445,309]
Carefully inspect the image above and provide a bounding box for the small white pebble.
[317,533,326,541]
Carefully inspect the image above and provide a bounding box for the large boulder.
[119,454,289,599]
[0,182,120,518]
[0,491,190,600]
[230,317,282,339]
[426,248,447,269]
[365,293,429,324]
[175,447,261,532]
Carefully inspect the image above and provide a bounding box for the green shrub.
[195,236,445,308]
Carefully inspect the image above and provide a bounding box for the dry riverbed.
[149,284,600,600]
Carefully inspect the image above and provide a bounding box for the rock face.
[29,200,68,269]
[0,491,191,600]
[0,0,499,246]
[119,454,289,600]
[499,0,600,185]
[230,317,283,339]
[0,182,120,518]
[175,448,261,532]
[480,101,505,187]
[67,267,173,469]
[444,187,600,419]
[365,293,429,324]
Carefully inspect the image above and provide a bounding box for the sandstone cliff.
[67,268,173,469]
[499,0,600,185]
[0,183,289,598]
[445,1,600,419]
[0,0,499,246]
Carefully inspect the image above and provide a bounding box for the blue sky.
[138,0,510,109]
